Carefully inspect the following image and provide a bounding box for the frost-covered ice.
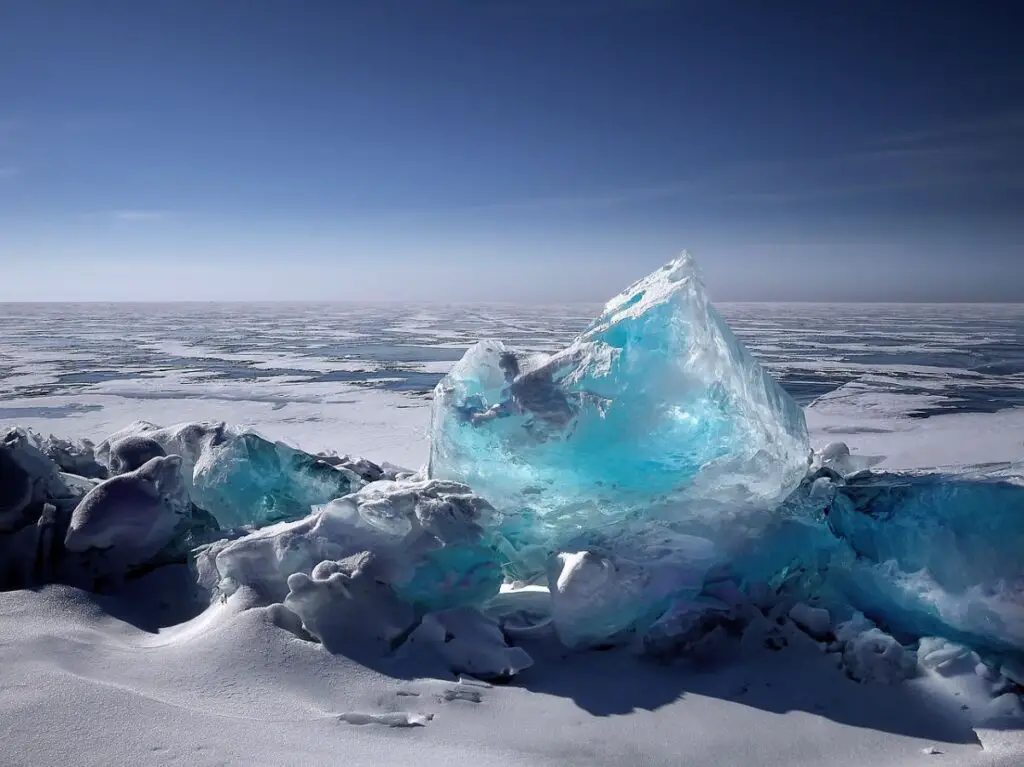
[196,477,503,611]
[64,455,189,573]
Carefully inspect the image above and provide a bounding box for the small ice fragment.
[835,612,916,684]
[443,687,483,703]
[974,662,1000,682]
[788,603,831,638]
[917,638,978,676]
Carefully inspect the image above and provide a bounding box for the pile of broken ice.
[3,253,1024,688]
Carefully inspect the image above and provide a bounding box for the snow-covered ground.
[4,583,1023,767]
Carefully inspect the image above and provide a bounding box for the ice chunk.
[0,435,35,530]
[640,596,736,659]
[338,711,432,727]
[484,583,553,638]
[547,528,718,649]
[429,253,809,570]
[64,456,191,580]
[191,432,362,529]
[29,432,107,479]
[788,603,832,638]
[811,441,881,476]
[1,428,86,531]
[283,553,416,654]
[105,435,166,475]
[98,422,363,529]
[196,478,503,611]
[316,452,386,483]
[916,637,979,676]
[835,612,917,684]
[96,421,225,477]
[0,502,67,589]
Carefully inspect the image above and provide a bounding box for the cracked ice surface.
[428,253,810,573]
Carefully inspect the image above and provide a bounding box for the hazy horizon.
[2,1,1021,303]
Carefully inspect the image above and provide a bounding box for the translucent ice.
[429,253,810,568]
[191,432,362,529]
[825,470,1024,651]
[747,466,1024,653]
[98,422,363,529]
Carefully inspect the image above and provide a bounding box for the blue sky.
[1,0,1021,301]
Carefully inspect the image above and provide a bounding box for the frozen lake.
[2,301,1023,468]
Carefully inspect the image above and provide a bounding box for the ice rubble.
[64,455,190,579]
[196,478,503,611]
[2,254,1024,677]
[780,467,1024,653]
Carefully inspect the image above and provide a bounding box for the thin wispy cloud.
[0,166,19,178]
[876,111,1024,148]
[110,209,176,222]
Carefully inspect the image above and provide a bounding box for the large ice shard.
[429,253,810,569]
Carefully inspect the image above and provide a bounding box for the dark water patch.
[56,370,141,384]
[971,357,1024,376]
[0,403,104,418]
[309,369,445,393]
[838,351,984,369]
[907,385,1024,418]
[315,343,467,363]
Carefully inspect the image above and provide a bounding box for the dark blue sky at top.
[0,0,1021,301]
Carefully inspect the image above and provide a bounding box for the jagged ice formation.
[1,253,1024,663]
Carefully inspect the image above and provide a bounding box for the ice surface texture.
[429,253,809,568]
